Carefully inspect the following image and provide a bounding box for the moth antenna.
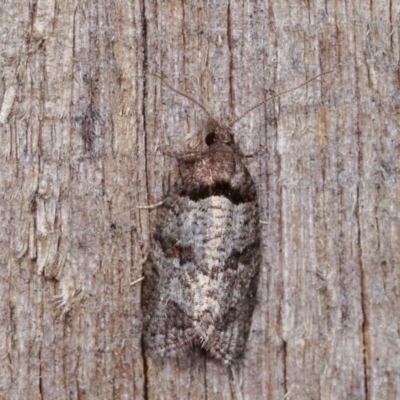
[151,73,214,120]
[228,69,334,128]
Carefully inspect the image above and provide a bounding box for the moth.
[141,71,331,364]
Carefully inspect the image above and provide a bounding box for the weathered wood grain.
[0,0,399,399]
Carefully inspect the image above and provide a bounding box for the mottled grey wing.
[142,191,261,363]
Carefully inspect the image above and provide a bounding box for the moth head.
[205,119,234,147]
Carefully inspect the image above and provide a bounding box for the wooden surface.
[0,0,399,399]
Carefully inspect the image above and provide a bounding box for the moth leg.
[130,253,148,286]
[137,199,166,209]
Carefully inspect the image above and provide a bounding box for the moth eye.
[205,132,217,146]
